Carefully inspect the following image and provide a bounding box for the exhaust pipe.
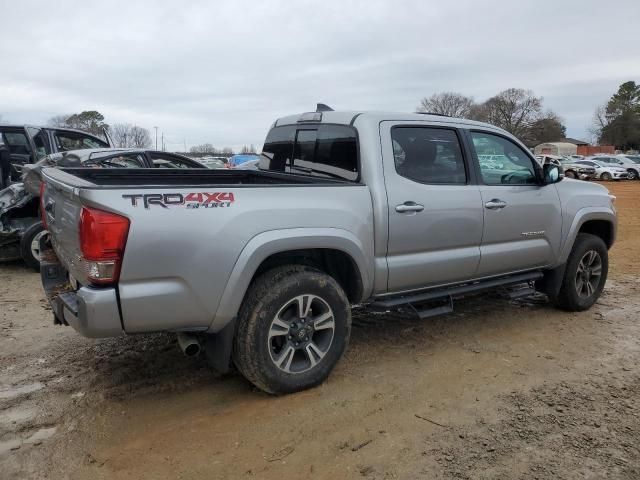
[177,333,201,357]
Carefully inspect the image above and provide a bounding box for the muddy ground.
[1,181,639,480]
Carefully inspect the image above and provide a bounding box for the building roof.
[561,137,589,146]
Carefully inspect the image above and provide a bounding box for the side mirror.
[543,164,562,184]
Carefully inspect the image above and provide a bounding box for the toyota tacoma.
[38,107,617,394]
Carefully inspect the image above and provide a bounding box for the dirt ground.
[1,181,639,480]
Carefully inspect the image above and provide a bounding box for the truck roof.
[273,110,509,135]
[0,124,107,139]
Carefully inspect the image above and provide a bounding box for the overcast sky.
[2,0,639,150]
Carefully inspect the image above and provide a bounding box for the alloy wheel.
[268,294,335,374]
[575,250,602,299]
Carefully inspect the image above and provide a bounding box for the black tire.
[19,222,46,271]
[601,172,612,181]
[233,265,351,394]
[627,169,638,180]
[555,233,608,312]
[565,170,577,179]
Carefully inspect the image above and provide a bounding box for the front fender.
[556,206,616,266]
[208,228,374,332]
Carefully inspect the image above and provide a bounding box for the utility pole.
[184,139,187,153]
[154,126,158,150]
[161,132,164,152]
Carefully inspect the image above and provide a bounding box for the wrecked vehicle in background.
[0,182,44,268]
[0,149,206,269]
[0,125,112,182]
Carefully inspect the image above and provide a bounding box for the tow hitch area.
[39,243,74,325]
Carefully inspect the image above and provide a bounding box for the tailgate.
[41,168,90,285]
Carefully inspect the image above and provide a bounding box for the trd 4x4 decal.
[122,192,235,209]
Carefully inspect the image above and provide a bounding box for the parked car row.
[537,154,640,181]
[190,154,261,169]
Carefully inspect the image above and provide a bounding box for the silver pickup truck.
[39,109,617,394]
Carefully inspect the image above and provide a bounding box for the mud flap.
[39,241,72,326]
[536,264,567,301]
[205,320,236,374]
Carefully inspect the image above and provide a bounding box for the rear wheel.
[20,222,47,271]
[555,233,608,311]
[564,170,577,179]
[601,172,612,181]
[233,265,351,394]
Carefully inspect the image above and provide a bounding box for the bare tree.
[222,147,234,155]
[417,92,475,118]
[129,126,152,148]
[588,104,611,143]
[478,88,543,141]
[189,143,218,154]
[47,114,71,128]
[110,123,152,148]
[240,144,257,154]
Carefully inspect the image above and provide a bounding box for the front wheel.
[601,172,612,181]
[627,169,638,180]
[555,233,608,311]
[565,170,577,179]
[233,265,351,394]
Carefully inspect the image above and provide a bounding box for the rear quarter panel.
[79,185,374,333]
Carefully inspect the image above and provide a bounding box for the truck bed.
[49,167,354,188]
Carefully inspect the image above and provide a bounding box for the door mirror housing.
[543,164,562,184]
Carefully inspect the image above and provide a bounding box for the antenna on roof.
[316,103,334,112]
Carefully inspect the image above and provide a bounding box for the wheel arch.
[558,208,616,265]
[209,228,373,334]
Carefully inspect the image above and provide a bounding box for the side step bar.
[371,271,543,309]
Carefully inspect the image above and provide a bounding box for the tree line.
[417,88,565,147]
[40,81,640,154]
[48,111,153,149]
[591,81,640,151]
[418,82,640,150]
[188,144,256,155]
[46,111,250,154]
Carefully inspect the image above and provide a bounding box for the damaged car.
[0,124,112,184]
[0,149,205,269]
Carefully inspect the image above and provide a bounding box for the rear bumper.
[40,245,123,338]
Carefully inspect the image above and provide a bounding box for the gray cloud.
[1,0,638,148]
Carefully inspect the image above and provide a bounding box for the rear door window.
[391,127,467,184]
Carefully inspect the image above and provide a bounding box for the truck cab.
[0,125,111,181]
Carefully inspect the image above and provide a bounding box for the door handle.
[395,202,424,213]
[484,199,507,210]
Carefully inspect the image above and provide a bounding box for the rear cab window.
[260,124,359,181]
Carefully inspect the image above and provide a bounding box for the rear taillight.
[39,181,47,228]
[79,207,130,285]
